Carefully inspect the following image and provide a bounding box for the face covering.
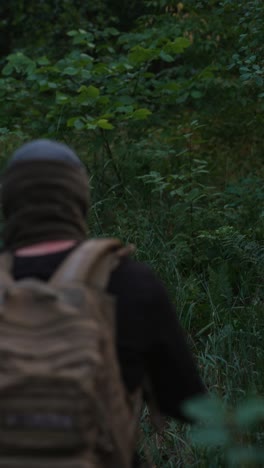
[1,140,90,251]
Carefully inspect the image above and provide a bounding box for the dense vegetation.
[1,1,263,466]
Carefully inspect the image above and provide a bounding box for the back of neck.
[15,240,77,257]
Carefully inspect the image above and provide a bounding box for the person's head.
[1,139,90,251]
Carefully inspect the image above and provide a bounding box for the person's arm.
[145,274,206,421]
[108,256,206,421]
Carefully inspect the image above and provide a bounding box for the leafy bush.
[0,1,263,466]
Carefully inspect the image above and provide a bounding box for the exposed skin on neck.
[15,240,77,257]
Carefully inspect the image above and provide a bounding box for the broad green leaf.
[78,85,100,98]
[67,117,85,130]
[93,63,109,75]
[47,82,58,89]
[170,188,185,197]
[74,120,85,130]
[81,70,92,80]
[97,119,114,130]
[86,123,97,130]
[98,96,110,105]
[164,37,191,54]
[227,447,264,465]
[2,53,36,76]
[131,108,152,120]
[182,395,225,424]
[67,30,78,37]
[191,90,203,99]
[0,128,9,135]
[2,64,13,76]
[241,73,252,81]
[37,57,50,66]
[39,80,48,89]
[235,398,264,427]
[62,67,79,76]
[128,46,158,64]
[159,51,174,62]
[190,427,229,446]
[104,27,119,37]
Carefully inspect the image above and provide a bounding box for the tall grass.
[88,137,264,467]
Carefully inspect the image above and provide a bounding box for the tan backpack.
[0,238,141,468]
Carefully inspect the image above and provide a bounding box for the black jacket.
[13,247,205,421]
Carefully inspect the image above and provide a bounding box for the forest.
[0,1,263,466]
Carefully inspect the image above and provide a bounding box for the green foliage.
[0,1,264,466]
[0,23,191,136]
[0,1,108,58]
[227,0,264,91]
[183,395,264,467]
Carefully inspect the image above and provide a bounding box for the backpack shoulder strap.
[0,251,15,288]
[50,238,134,289]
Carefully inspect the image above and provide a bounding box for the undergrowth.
[86,133,264,467]
[1,0,264,465]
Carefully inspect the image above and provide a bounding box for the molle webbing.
[0,239,138,468]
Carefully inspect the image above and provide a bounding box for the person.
[0,139,205,465]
